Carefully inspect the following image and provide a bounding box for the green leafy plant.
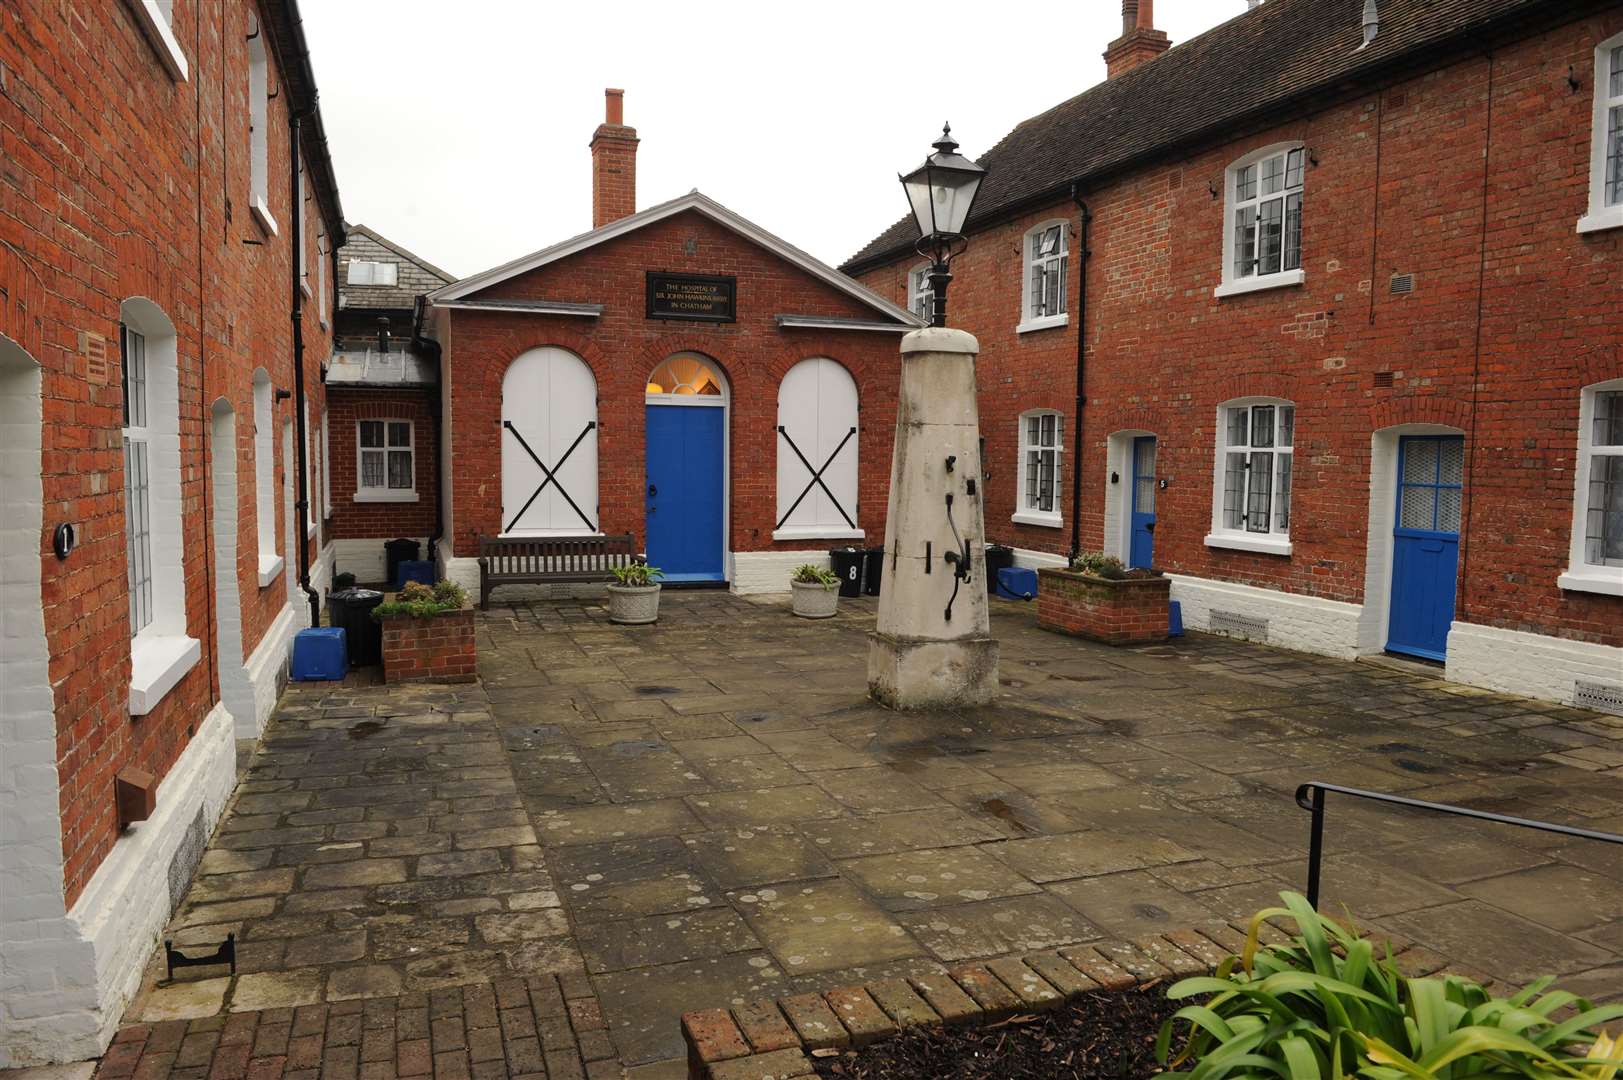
[1070,550,1128,579]
[1157,890,1623,1079]
[609,562,664,587]
[791,564,840,588]
[373,579,468,618]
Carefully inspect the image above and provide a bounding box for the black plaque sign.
[646,272,736,323]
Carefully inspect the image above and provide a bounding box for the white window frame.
[347,260,400,287]
[1207,398,1295,555]
[253,368,281,585]
[1215,142,1306,299]
[125,0,188,81]
[247,16,275,235]
[298,158,312,296]
[122,326,154,637]
[1013,410,1064,528]
[1560,378,1623,596]
[907,263,932,323]
[321,406,332,517]
[1017,220,1069,333]
[1579,32,1623,234]
[302,399,316,538]
[317,228,329,328]
[355,418,419,503]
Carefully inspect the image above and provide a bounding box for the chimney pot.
[1105,0,1170,79]
[604,87,624,126]
[1136,0,1153,30]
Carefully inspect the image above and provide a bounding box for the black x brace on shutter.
[776,425,857,531]
[503,419,597,533]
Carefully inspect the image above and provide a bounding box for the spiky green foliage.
[373,579,468,618]
[1157,891,1623,1079]
[791,564,839,587]
[609,562,664,587]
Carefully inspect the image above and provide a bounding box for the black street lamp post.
[899,124,986,327]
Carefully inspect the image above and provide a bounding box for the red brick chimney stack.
[1104,0,1171,78]
[590,88,638,228]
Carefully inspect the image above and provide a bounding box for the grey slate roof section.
[325,347,438,388]
[337,224,456,314]
[842,0,1571,271]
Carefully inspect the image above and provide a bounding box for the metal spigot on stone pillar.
[868,326,999,709]
[868,124,997,710]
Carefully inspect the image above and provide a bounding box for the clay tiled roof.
[841,0,1575,272]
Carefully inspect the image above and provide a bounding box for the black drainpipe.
[1067,183,1092,564]
[290,111,320,627]
[411,294,445,563]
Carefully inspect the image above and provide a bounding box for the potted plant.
[372,580,475,684]
[1036,550,1170,645]
[607,562,664,625]
[789,564,840,619]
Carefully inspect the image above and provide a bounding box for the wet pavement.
[127,590,1623,1073]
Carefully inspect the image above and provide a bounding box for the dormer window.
[1018,221,1068,333]
[1215,144,1305,298]
[1579,32,1623,234]
[347,260,399,286]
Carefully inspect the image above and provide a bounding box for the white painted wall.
[732,549,835,595]
[1167,572,1362,658]
[252,369,276,580]
[1447,621,1623,707]
[210,400,257,737]
[334,536,430,585]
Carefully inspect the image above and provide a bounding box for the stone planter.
[378,607,476,684]
[790,580,839,619]
[607,583,661,624]
[1036,567,1170,646]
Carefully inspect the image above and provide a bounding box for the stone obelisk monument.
[868,326,998,709]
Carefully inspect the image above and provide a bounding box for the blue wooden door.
[645,404,725,582]
[1387,435,1464,661]
[1129,436,1157,569]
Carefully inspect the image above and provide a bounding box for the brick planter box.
[379,607,476,684]
[1036,567,1170,645]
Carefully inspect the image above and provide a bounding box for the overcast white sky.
[302,1,1241,279]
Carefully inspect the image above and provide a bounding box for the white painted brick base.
[1446,621,1623,707]
[1010,546,1067,571]
[1,702,235,1067]
[239,603,294,740]
[731,550,834,595]
[332,537,430,586]
[1165,573,1363,660]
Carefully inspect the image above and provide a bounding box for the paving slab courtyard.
[121,591,1623,1076]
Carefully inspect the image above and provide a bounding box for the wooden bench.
[477,534,641,609]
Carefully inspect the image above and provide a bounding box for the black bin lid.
[331,588,384,602]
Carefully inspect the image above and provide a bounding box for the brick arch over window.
[1090,408,1164,442]
[0,241,46,358]
[1570,345,1621,391]
[1211,372,1301,406]
[1366,396,1473,433]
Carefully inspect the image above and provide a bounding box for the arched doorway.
[501,347,599,535]
[645,353,728,582]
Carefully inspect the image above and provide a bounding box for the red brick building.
[843,0,1623,707]
[0,0,342,1063]
[429,92,919,597]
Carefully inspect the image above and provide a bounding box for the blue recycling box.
[291,626,347,681]
[396,559,435,589]
[996,566,1038,600]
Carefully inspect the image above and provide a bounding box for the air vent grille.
[1373,371,1395,388]
[1389,272,1415,295]
[1574,680,1623,717]
[1209,610,1269,642]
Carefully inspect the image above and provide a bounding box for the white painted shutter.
[501,347,598,534]
[775,358,858,537]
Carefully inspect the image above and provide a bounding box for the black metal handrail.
[1294,781,1623,909]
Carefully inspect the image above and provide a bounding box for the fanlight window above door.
[646,353,725,398]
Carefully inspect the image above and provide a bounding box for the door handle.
[647,484,657,497]
[1144,522,1155,532]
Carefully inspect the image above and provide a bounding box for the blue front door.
[1387,435,1464,661]
[1129,436,1157,569]
[645,404,725,582]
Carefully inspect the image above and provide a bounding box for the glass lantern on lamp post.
[900,124,985,328]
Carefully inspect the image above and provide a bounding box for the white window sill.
[257,554,285,588]
[1576,207,1623,235]
[772,526,866,542]
[129,633,201,716]
[1016,314,1069,335]
[251,198,279,237]
[126,0,188,81]
[1557,568,1623,597]
[306,522,318,539]
[301,279,314,299]
[1213,269,1305,300]
[355,490,420,504]
[1011,510,1063,529]
[1205,532,1293,556]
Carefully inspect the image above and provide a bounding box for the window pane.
[387,422,411,448]
[1135,475,1155,515]
[1278,405,1295,447]
[1403,439,1438,483]
[1055,257,1068,316]
[1609,105,1622,207]
[1025,450,1039,508]
[1276,454,1292,533]
[1596,391,1623,447]
[1260,153,1285,196]
[1438,488,1462,533]
[1040,413,1056,446]
[1283,191,1302,272]
[1588,454,1623,566]
[1026,415,1039,446]
[1251,406,1275,448]
[1258,197,1283,276]
[1236,163,1257,202]
[1234,206,1258,278]
[361,449,384,489]
[1044,265,1060,318]
[1030,264,1044,318]
[359,421,383,448]
[125,437,153,635]
[1611,44,1623,97]
[1247,451,1272,532]
[122,329,147,429]
[1400,484,1435,530]
[1227,406,1249,447]
[1439,438,1464,486]
[387,450,412,490]
[1038,449,1055,512]
[1285,148,1304,190]
[1223,453,1246,529]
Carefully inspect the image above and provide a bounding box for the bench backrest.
[478,534,639,576]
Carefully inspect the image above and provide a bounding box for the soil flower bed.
[809,987,1177,1080]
